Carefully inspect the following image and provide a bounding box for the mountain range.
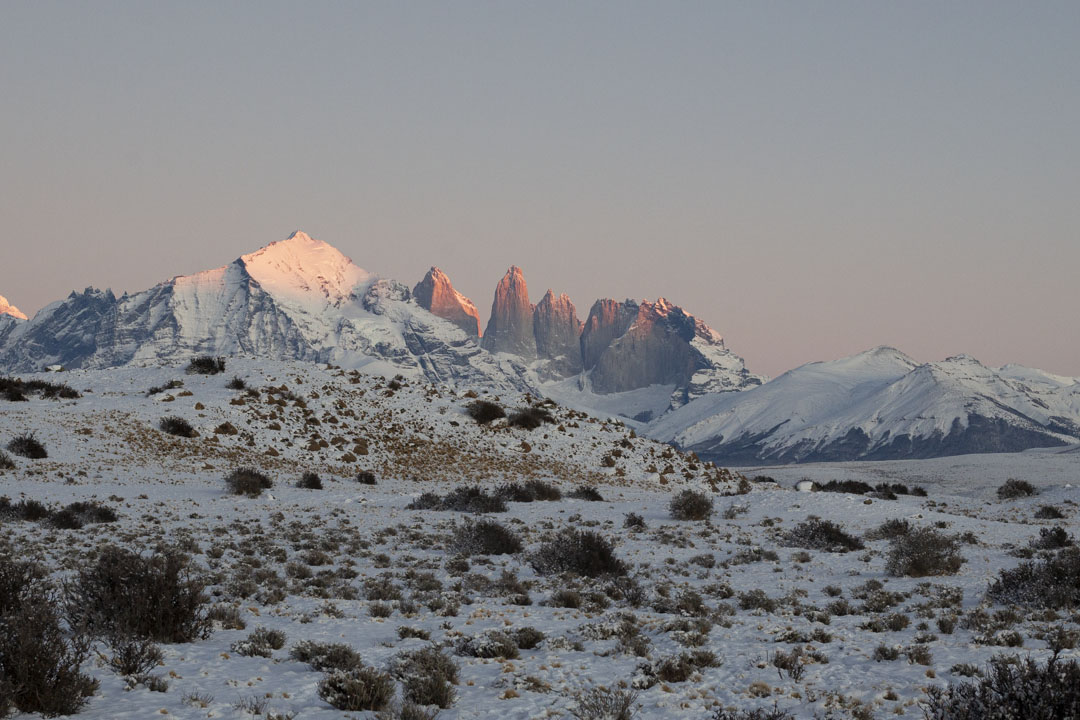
[1,231,1077,463]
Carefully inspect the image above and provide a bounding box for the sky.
[1,2,1078,378]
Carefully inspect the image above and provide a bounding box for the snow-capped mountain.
[648,347,1080,463]
[0,232,530,391]
[0,232,759,414]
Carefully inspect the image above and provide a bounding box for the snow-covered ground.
[1,359,1078,718]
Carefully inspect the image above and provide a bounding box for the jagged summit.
[239,230,370,306]
[0,294,27,321]
[482,266,537,358]
[413,266,481,337]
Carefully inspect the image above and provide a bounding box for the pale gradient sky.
[1,2,1078,378]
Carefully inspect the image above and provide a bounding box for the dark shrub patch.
[569,485,604,502]
[0,376,80,401]
[997,479,1037,500]
[107,636,165,676]
[819,479,874,495]
[451,519,522,556]
[66,545,210,643]
[624,512,646,530]
[318,666,395,711]
[50,501,118,529]
[297,472,323,489]
[465,400,505,425]
[356,471,377,485]
[782,518,865,553]
[186,355,226,375]
[408,486,506,514]
[922,652,1080,720]
[669,489,713,521]
[865,518,912,541]
[159,415,196,437]
[497,479,562,502]
[531,529,628,578]
[886,527,963,577]
[7,433,46,459]
[226,376,247,390]
[225,467,273,497]
[507,406,554,429]
[145,379,183,397]
[988,546,1080,609]
[0,498,50,522]
[514,627,544,650]
[1035,505,1066,520]
[1031,526,1073,550]
[0,450,14,470]
[290,641,365,672]
[0,557,97,716]
[393,646,459,709]
[711,708,796,720]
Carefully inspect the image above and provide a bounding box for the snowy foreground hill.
[1,358,1078,718]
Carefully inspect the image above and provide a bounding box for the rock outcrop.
[413,267,481,337]
[580,299,639,371]
[481,266,536,358]
[532,290,583,379]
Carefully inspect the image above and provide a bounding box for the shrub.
[50,501,118,529]
[0,450,14,470]
[886,527,963,577]
[451,519,522,555]
[407,486,506,513]
[457,630,519,659]
[226,376,247,390]
[186,355,226,375]
[738,590,777,613]
[987,546,1080,609]
[1035,505,1066,520]
[297,472,323,490]
[393,646,458,709]
[922,652,1080,719]
[711,707,796,720]
[66,545,210,643]
[514,627,544,650]
[107,636,165,676]
[290,641,365,672]
[0,583,97,716]
[782,518,865,553]
[531,529,628,578]
[465,400,505,425]
[497,479,562,502]
[356,471,377,485]
[225,467,273,497]
[669,489,713,521]
[997,479,1037,500]
[507,406,554,429]
[819,479,874,495]
[318,666,395,712]
[6,433,46,459]
[231,627,287,658]
[571,687,639,720]
[1030,526,1073,550]
[159,415,196,437]
[569,485,604,501]
[0,376,79,401]
[865,518,912,541]
[624,512,646,530]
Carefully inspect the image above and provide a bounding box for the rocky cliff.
[532,290,583,379]
[412,267,481,337]
[481,266,536,358]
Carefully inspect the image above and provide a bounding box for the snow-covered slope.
[649,347,1080,463]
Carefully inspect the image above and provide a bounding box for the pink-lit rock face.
[481,266,536,358]
[533,289,583,378]
[413,267,481,337]
[0,294,28,321]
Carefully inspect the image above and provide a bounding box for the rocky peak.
[481,266,536,357]
[240,230,370,305]
[413,267,481,337]
[580,299,639,370]
[533,289,583,378]
[0,294,27,321]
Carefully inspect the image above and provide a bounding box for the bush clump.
[297,472,323,490]
[356,471,377,485]
[531,528,628,578]
[571,687,639,720]
[451,519,522,556]
[496,479,562,502]
[507,406,554,430]
[159,415,197,438]
[922,652,1080,719]
[1034,505,1065,520]
[987,546,1080,609]
[318,666,395,711]
[290,641,365,672]
[465,400,505,425]
[407,486,506,514]
[230,627,287,658]
[885,527,964,577]
[226,376,247,390]
[106,636,165,676]
[66,545,210,643]
[186,355,226,375]
[865,518,912,541]
[997,479,1037,500]
[669,489,714,521]
[0,557,98,716]
[818,479,874,495]
[6,433,46,459]
[392,646,459,709]
[569,485,604,502]
[0,376,80,401]
[225,467,273,497]
[782,517,865,553]
[50,501,119,530]
[0,450,13,470]
[457,630,520,659]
